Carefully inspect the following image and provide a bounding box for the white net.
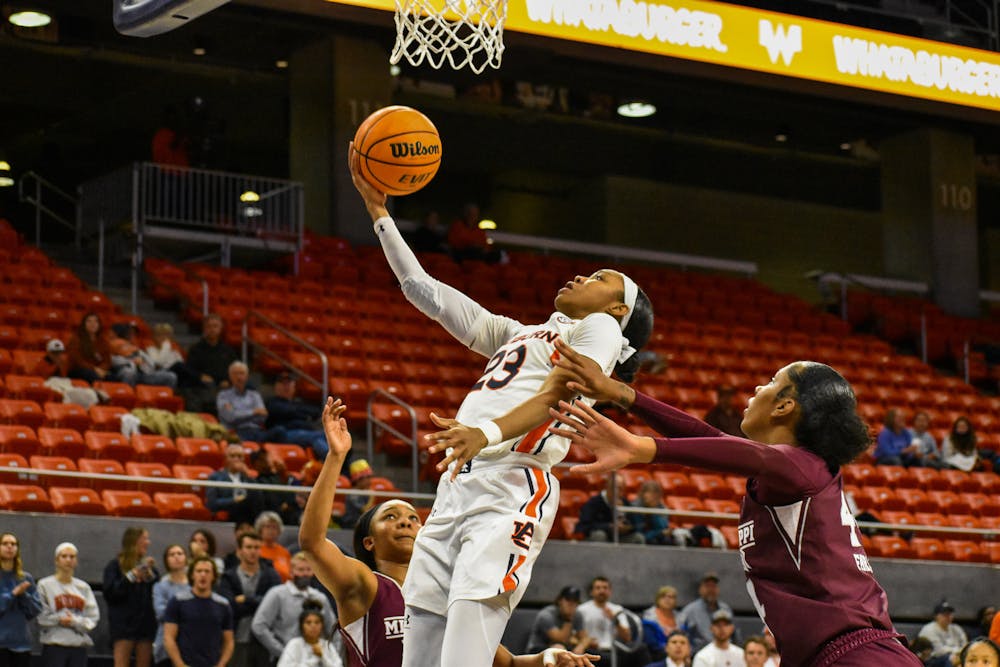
[391,0,508,74]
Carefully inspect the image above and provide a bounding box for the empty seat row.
[0,484,210,520]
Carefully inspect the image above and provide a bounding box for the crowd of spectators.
[874,408,999,473]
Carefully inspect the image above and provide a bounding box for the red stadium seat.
[84,431,133,463]
[869,535,916,559]
[77,458,128,491]
[841,463,886,487]
[877,465,909,488]
[49,486,108,516]
[725,476,747,500]
[171,465,214,497]
[927,491,970,515]
[131,434,179,466]
[0,453,30,484]
[665,496,704,513]
[93,382,136,409]
[101,490,160,518]
[961,493,1000,517]
[864,486,905,511]
[910,467,948,490]
[945,540,990,563]
[877,510,916,528]
[0,425,39,459]
[690,474,733,500]
[88,406,128,432]
[703,499,740,525]
[263,443,310,474]
[653,471,697,497]
[175,438,225,469]
[124,462,172,493]
[0,484,53,513]
[43,402,92,433]
[619,468,654,494]
[4,375,59,403]
[153,492,212,520]
[327,377,370,423]
[0,400,45,429]
[970,472,1000,495]
[895,488,936,513]
[558,489,590,515]
[135,385,184,412]
[37,428,87,461]
[29,453,78,476]
[910,537,954,561]
[10,351,43,374]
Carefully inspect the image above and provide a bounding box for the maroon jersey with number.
[339,572,406,667]
[631,392,902,667]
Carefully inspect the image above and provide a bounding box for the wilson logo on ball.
[390,141,440,158]
[353,105,442,197]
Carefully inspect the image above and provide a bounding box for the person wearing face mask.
[251,553,336,665]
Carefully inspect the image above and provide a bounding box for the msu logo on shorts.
[384,615,408,640]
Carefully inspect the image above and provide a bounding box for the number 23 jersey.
[455,310,623,469]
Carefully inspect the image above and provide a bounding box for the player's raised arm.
[348,145,520,356]
[298,398,377,623]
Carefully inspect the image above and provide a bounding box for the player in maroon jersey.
[299,398,600,667]
[545,340,922,667]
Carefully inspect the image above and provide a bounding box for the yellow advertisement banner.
[328,0,1000,112]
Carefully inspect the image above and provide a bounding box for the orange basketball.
[352,105,442,196]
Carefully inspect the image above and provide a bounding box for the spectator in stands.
[641,586,680,660]
[207,444,264,525]
[744,636,770,667]
[576,474,643,544]
[109,323,178,388]
[525,585,590,654]
[184,313,239,413]
[34,339,104,408]
[250,450,300,526]
[37,542,99,667]
[702,386,744,437]
[67,312,113,383]
[217,362,287,443]
[218,531,281,667]
[162,557,233,667]
[957,638,1000,667]
[151,105,191,167]
[222,523,263,572]
[447,203,500,263]
[691,610,742,667]
[910,636,934,665]
[265,372,329,460]
[677,572,735,654]
[153,545,190,667]
[254,511,292,583]
[410,210,449,254]
[189,529,225,578]
[276,601,342,667]
[978,607,996,639]
[762,626,780,666]
[340,458,376,529]
[0,533,42,667]
[643,630,691,667]
[909,411,943,469]
[251,553,335,663]
[629,480,673,546]
[103,527,159,667]
[942,417,979,472]
[919,601,967,667]
[874,408,918,466]
[577,576,635,666]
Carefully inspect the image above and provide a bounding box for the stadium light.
[478,219,497,230]
[8,10,51,27]
[617,101,656,118]
[0,160,13,188]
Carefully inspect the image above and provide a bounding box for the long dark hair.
[615,287,654,383]
[949,417,977,455]
[0,533,23,579]
[76,312,102,361]
[118,527,147,572]
[781,362,870,472]
[353,504,383,572]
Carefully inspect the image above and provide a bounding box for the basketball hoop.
[391,0,508,74]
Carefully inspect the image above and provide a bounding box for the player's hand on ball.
[553,339,634,408]
[427,413,488,481]
[347,142,388,220]
[547,400,654,475]
[321,398,350,459]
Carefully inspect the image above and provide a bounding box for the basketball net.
[391,0,508,74]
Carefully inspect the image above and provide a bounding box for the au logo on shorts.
[511,520,535,549]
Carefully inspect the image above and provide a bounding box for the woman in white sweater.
[277,601,343,667]
[36,543,100,667]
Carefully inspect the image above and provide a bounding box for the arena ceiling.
[1,0,1000,200]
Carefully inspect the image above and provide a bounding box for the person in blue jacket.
[0,532,43,666]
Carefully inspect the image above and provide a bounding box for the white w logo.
[759,19,802,66]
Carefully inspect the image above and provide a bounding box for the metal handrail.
[0,466,437,501]
[17,171,77,247]
[241,309,329,400]
[366,389,419,493]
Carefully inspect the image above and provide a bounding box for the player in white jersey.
[349,149,654,667]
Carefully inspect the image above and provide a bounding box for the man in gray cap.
[918,601,966,666]
[691,609,743,667]
[525,585,591,654]
[678,572,735,653]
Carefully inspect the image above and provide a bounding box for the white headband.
[619,273,638,332]
[54,542,77,558]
